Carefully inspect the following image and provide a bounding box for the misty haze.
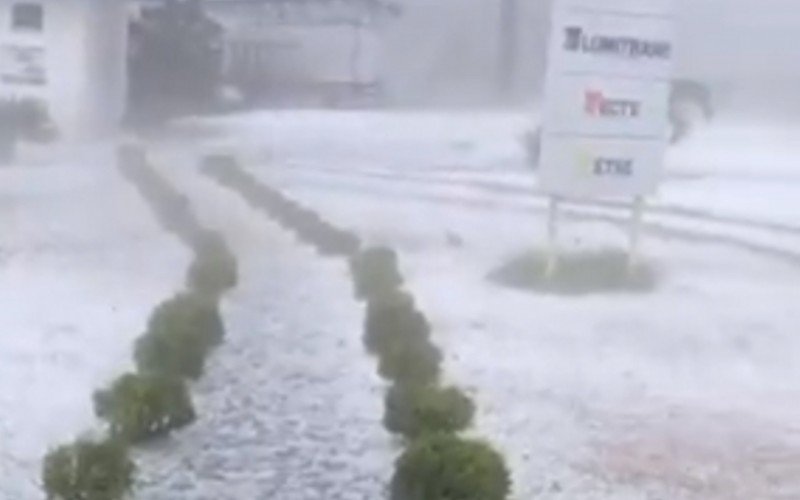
[1,1,800,499]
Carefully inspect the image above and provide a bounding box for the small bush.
[157,193,199,238]
[187,230,238,296]
[42,438,135,500]
[191,229,230,259]
[283,205,317,231]
[270,195,295,218]
[364,291,429,355]
[134,330,208,380]
[94,372,195,442]
[384,384,475,438]
[134,292,223,379]
[351,246,403,300]
[378,336,442,386]
[152,291,225,346]
[330,229,361,256]
[391,434,511,500]
[310,224,361,257]
[201,154,238,178]
[186,255,237,297]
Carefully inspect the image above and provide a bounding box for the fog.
[5,1,800,499]
[381,0,800,117]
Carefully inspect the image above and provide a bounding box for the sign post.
[628,196,645,268]
[544,195,562,278]
[538,0,674,271]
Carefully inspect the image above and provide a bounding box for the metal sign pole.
[545,195,561,278]
[628,196,646,270]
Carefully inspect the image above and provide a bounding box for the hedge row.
[203,156,511,500]
[352,248,511,500]
[119,147,238,299]
[41,146,238,500]
[202,154,361,257]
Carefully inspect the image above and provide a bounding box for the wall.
[0,0,128,138]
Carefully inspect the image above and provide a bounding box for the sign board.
[0,44,46,86]
[539,0,675,198]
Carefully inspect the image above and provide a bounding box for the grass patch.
[489,249,658,296]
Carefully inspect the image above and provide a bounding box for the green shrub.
[390,434,511,500]
[282,205,317,232]
[364,291,429,355]
[134,329,206,380]
[377,336,441,386]
[186,254,237,297]
[93,373,195,442]
[42,438,135,500]
[331,229,361,256]
[188,248,234,291]
[384,384,475,438]
[201,154,238,177]
[188,230,237,295]
[351,246,403,300]
[191,229,231,260]
[134,292,223,379]
[154,192,198,238]
[310,224,361,257]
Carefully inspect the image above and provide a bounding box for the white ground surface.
[181,111,800,499]
[5,112,800,499]
[1,142,393,500]
[134,151,393,500]
[0,146,187,499]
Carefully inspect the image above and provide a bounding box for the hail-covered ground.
[0,145,187,499]
[3,112,800,499]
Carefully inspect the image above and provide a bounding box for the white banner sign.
[0,44,46,86]
[539,0,675,198]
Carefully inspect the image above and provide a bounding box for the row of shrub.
[201,154,361,257]
[119,147,238,299]
[203,156,512,500]
[352,247,511,500]
[41,146,238,500]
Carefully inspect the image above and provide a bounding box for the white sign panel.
[0,44,46,86]
[539,0,675,198]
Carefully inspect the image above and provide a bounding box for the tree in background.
[127,0,224,127]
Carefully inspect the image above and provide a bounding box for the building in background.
[392,0,800,116]
[208,0,398,106]
[376,0,547,106]
[0,0,129,138]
